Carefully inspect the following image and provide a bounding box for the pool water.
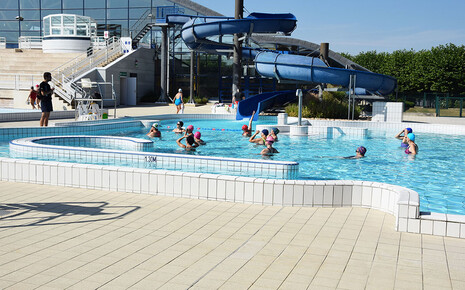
[2,117,465,215]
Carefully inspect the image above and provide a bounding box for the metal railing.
[0,73,42,90]
[51,36,123,104]
[0,37,5,49]
[18,36,43,49]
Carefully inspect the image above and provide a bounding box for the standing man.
[38,72,54,127]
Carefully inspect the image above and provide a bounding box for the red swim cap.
[242,125,248,131]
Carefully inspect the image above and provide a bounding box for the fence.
[435,96,465,117]
[18,36,43,49]
[0,73,43,90]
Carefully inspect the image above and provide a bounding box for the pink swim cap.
[194,131,201,139]
[187,125,194,131]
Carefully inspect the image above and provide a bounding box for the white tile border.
[1,157,463,239]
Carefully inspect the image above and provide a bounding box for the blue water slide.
[236,90,296,121]
[179,12,397,119]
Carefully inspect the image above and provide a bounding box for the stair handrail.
[130,9,152,39]
[50,36,123,105]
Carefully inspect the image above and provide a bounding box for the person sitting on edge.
[249,129,269,145]
[405,133,418,155]
[172,121,185,133]
[395,128,413,148]
[344,146,367,159]
[261,136,279,155]
[147,123,161,138]
[194,131,206,145]
[242,111,256,137]
[176,134,199,151]
[270,127,280,141]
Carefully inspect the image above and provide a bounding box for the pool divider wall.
[10,135,299,179]
[1,156,464,238]
[0,110,76,123]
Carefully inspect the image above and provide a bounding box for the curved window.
[43,14,96,37]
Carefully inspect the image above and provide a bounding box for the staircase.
[51,37,124,108]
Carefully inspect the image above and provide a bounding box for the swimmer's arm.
[249,130,259,142]
[176,136,186,148]
[248,110,256,130]
[395,130,405,139]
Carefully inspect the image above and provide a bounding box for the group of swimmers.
[395,127,418,155]
[146,120,206,151]
[147,112,418,158]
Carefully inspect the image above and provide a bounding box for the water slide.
[178,13,397,120]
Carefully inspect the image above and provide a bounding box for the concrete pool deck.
[1,181,465,290]
[1,106,465,289]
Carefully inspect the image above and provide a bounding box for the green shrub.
[285,91,360,119]
[194,97,209,104]
[403,100,414,111]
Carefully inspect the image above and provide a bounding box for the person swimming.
[249,129,269,145]
[242,110,256,137]
[176,133,199,151]
[395,128,413,148]
[172,121,185,133]
[261,136,279,155]
[405,133,418,155]
[186,124,194,135]
[270,127,279,141]
[343,146,367,159]
[146,122,161,138]
[194,131,206,145]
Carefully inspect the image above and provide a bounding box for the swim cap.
[272,127,279,135]
[261,129,269,136]
[177,121,183,126]
[406,128,413,133]
[242,124,248,131]
[152,123,158,128]
[178,88,182,92]
[357,146,367,155]
[407,133,415,142]
[186,135,195,145]
[194,131,201,139]
[187,125,194,131]
[266,136,275,144]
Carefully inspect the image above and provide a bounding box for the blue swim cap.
[272,127,279,135]
[406,128,413,133]
[407,133,415,142]
[262,129,269,136]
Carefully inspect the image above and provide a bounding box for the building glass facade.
[0,0,204,47]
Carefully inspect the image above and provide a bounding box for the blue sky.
[194,0,465,55]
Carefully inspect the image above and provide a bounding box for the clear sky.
[194,0,465,55]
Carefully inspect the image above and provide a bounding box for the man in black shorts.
[38,72,54,127]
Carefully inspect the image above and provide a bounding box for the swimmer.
[186,124,194,136]
[405,133,418,155]
[395,128,413,148]
[249,129,269,145]
[261,136,279,155]
[270,127,279,141]
[176,134,199,151]
[242,110,256,137]
[146,122,161,138]
[194,131,206,145]
[343,146,367,159]
[172,121,185,133]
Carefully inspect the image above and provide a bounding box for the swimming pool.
[1,117,464,215]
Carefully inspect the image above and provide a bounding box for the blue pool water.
[1,117,465,215]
